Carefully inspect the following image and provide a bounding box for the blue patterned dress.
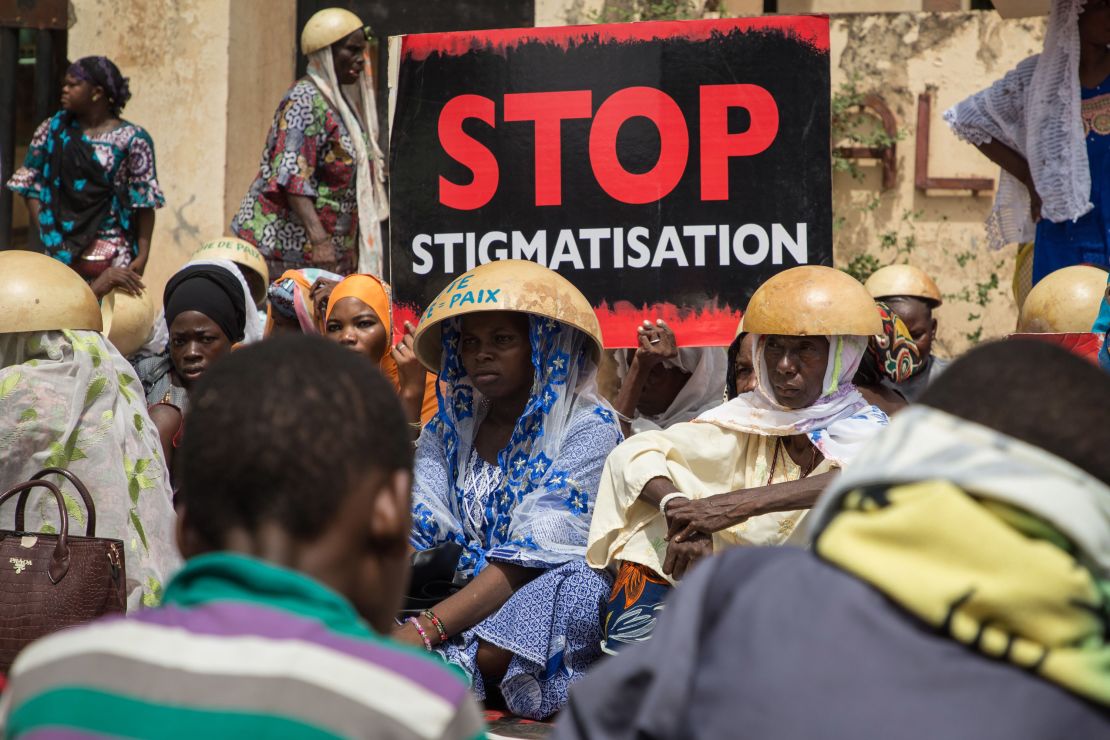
[412,315,622,719]
[1033,78,1110,282]
[7,112,163,266]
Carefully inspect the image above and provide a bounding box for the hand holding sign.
[635,319,679,370]
[392,321,427,397]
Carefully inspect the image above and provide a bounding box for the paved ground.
[485,710,555,739]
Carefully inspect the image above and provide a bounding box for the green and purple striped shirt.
[0,552,485,739]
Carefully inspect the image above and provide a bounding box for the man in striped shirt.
[1,335,486,739]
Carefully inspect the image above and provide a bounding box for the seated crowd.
[0,242,1107,738]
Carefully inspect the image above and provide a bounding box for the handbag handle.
[0,480,71,584]
[15,468,96,537]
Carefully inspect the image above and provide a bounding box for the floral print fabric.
[6,112,164,265]
[230,79,361,277]
[0,331,182,610]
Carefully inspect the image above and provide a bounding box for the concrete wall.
[225,3,298,230]
[67,0,295,295]
[830,12,1044,356]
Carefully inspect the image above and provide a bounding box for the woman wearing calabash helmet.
[324,273,439,426]
[398,261,622,720]
[6,56,164,299]
[588,266,889,653]
[231,7,387,280]
[0,251,180,610]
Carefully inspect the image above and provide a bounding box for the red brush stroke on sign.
[1008,332,1104,366]
[393,301,742,349]
[400,16,829,61]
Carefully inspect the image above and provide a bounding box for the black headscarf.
[164,265,247,344]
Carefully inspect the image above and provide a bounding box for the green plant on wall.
[589,0,702,23]
[831,76,903,182]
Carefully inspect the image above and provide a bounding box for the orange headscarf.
[326,274,439,423]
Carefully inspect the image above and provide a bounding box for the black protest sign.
[389,17,831,346]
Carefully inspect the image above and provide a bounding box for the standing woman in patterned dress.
[6,56,164,300]
[231,7,388,281]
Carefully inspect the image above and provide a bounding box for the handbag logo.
[9,558,31,574]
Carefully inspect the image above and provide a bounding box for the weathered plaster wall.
[535,0,607,26]
[225,2,297,230]
[830,12,1044,355]
[67,0,295,296]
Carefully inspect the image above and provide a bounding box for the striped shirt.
[0,552,485,739]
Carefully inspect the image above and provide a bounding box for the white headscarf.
[307,45,388,277]
[944,0,1091,249]
[615,347,728,433]
[0,330,183,609]
[807,405,1110,577]
[694,334,888,465]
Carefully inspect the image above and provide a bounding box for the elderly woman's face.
[734,332,758,397]
[332,29,367,85]
[763,335,829,409]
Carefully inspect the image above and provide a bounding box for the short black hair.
[920,339,1110,483]
[179,334,413,547]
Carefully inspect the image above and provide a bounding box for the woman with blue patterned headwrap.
[398,261,622,720]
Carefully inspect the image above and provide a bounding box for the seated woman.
[265,267,341,335]
[0,251,180,610]
[588,266,889,654]
[612,319,726,437]
[725,330,758,400]
[136,263,248,473]
[851,302,924,416]
[324,274,438,426]
[397,260,622,720]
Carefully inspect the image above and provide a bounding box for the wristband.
[406,616,433,651]
[422,609,448,644]
[659,492,691,516]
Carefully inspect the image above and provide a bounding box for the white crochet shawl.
[944,0,1092,249]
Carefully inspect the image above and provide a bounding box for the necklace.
[766,437,820,485]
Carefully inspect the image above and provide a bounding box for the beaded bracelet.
[407,616,432,651]
[422,610,448,644]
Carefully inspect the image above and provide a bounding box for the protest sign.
[389,16,831,347]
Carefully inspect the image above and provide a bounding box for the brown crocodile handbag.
[0,468,127,672]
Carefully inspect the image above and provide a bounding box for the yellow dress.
[587,421,835,584]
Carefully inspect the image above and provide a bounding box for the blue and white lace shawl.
[411,315,623,579]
